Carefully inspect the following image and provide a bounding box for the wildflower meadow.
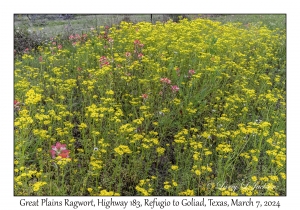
[14,16,286,196]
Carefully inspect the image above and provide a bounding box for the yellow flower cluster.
[174,129,189,144]
[55,156,72,166]
[90,157,103,171]
[135,177,156,196]
[33,129,50,140]
[32,181,47,192]
[114,145,132,155]
[216,143,233,157]
[163,180,177,190]
[191,165,213,176]
[178,189,194,196]
[219,187,239,196]
[25,88,42,105]
[14,109,33,129]
[156,147,165,156]
[99,189,120,196]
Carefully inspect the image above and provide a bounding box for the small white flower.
[255,119,262,124]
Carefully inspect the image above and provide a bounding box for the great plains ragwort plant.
[14,17,286,196]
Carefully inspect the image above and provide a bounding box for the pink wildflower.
[75,34,81,39]
[50,142,70,159]
[134,39,141,45]
[14,100,21,111]
[108,38,114,43]
[141,94,148,99]
[99,56,110,66]
[160,77,171,84]
[138,53,143,59]
[171,85,180,92]
[99,56,107,62]
[57,45,62,50]
[125,52,131,57]
[188,69,195,75]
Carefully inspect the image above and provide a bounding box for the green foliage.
[14,25,47,56]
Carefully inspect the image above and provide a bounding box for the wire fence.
[13,14,223,54]
[14,14,218,29]
[14,14,200,25]
[14,14,203,39]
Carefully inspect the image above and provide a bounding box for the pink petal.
[55,142,62,149]
[51,145,58,151]
[50,150,56,158]
[59,150,70,158]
